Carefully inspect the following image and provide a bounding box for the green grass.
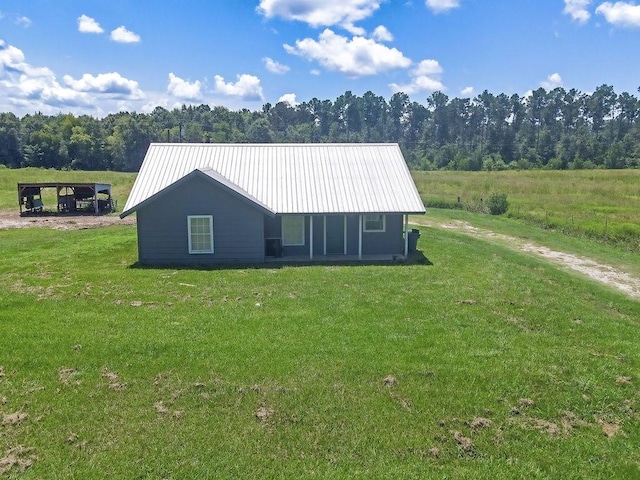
[1,224,639,478]
[413,169,640,250]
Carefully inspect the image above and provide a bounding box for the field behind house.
[1,167,639,478]
[413,169,640,249]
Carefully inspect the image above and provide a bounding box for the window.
[363,214,385,232]
[188,215,214,254]
[282,215,305,246]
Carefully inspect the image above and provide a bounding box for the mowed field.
[1,167,639,478]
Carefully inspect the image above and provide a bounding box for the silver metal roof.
[121,143,425,217]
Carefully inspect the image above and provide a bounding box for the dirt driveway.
[413,218,640,300]
[0,210,135,230]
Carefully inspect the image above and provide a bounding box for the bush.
[487,193,509,215]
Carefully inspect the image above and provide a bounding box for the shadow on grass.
[128,250,433,271]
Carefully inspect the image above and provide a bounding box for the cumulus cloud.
[263,57,290,74]
[278,93,298,105]
[425,0,460,14]
[63,72,145,99]
[541,72,563,89]
[0,41,91,109]
[166,73,203,100]
[0,39,54,78]
[460,86,475,97]
[257,0,381,34]
[563,0,591,23]
[284,29,411,76]
[0,39,148,114]
[389,58,445,95]
[78,15,104,34]
[214,74,264,101]
[110,26,141,43]
[372,25,393,41]
[596,1,640,27]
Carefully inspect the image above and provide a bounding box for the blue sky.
[0,0,639,117]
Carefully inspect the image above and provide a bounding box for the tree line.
[1,85,639,172]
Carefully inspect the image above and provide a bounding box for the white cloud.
[78,15,104,34]
[167,75,202,101]
[372,25,393,41]
[167,73,202,100]
[16,16,31,28]
[563,0,591,24]
[389,58,445,95]
[278,93,298,105]
[596,1,640,27]
[0,39,54,78]
[257,0,381,33]
[110,26,141,44]
[460,86,475,97]
[541,72,563,89]
[284,29,411,77]
[413,59,443,76]
[263,57,290,74]
[214,74,264,101]
[63,72,145,99]
[0,39,149,115]
[425,0,460,14]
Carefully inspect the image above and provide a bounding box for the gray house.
[120,143,425,265]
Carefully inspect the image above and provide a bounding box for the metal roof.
[121,143,425,217]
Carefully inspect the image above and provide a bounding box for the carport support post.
[404,214,409,258]
[358,215,363,260]
[309,215,314,260]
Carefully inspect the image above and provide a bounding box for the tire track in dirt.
[413,218,640,299]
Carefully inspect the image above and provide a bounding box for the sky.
[0,0,639,117]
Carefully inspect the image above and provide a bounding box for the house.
[120,143,425,265]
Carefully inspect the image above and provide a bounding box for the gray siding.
[136,175,264,265]
[361,214,405,255]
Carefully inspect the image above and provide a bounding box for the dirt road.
[0,211,135,230]
[413,218,640,299]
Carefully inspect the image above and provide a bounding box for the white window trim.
[282,215,305,246]
[363,214,386,233]
[188,215,214,254]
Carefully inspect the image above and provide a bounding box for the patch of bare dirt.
[452,430,474,451]
[101,369,126,391]
[58,367,80,386]
[0,446,36,475]
[2,411,28,425]
[414,218,640,299]
[0,210,134,230]
[255,406,274,422]
[470,417,492,429]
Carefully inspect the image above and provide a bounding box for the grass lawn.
[1,223,639,478]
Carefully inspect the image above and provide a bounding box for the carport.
[18,182,114,215]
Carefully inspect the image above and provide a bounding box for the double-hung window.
[363,214,385,232]
[188,215,214,254]
[282,215,305,246]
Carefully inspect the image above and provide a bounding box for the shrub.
[487,193,509,215]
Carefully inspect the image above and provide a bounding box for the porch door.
[326,215,345,254]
